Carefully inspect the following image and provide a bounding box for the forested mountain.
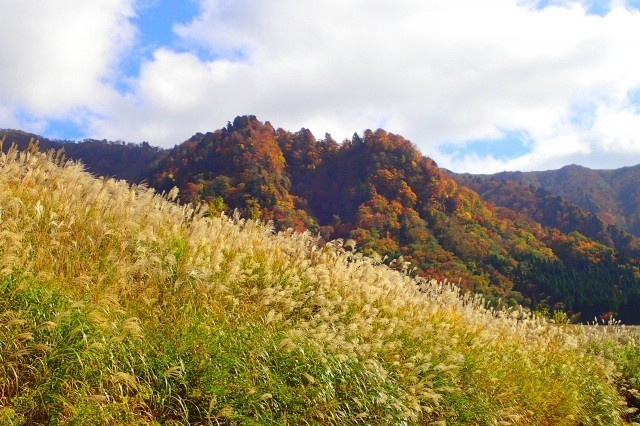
[450,173,640,257]
[2,118,640,323]
[0,129,167,182]
[471,164,640,237]
[147,116,640,323]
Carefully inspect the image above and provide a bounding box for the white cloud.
[0,0,135,122]
[0,102,20,130]
[88,48,259,144]
[4,0,640,173]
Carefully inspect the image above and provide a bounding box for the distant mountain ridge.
[464,164,640,237]
[2,119,640,323]
[0,128,167,183]
[449,172,640,257]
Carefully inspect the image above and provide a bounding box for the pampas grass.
[0,141,637,424]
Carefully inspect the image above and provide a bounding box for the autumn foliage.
[146,116,640,323]
[3,119,639,322]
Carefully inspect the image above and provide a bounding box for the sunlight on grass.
[0,141,638,424]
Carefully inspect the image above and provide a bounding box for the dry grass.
[0,142,637,424]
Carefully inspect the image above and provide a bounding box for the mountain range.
[454,164,640,237]
[2,116,639,323]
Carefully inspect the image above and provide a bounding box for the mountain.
[148,116,640,323]
[3,119,640,323]
[450,173,640,257]
[0,128,167,183]
[474,164,640,237]
[1,137,636,424]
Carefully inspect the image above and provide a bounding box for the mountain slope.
[450,173,640,257]
[0,128,167,182]
[0,141,634,424]
[150,116,640,323]
[3,120,640,323]
[483,164,640,237]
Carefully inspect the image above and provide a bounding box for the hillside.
[450,174,640,257]
[0,129,167,183]
[1,139,640,424]
[477,164,640,237]
[149,116,640,324]
[3,121,640,324]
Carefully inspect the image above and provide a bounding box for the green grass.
[0,142,638,424]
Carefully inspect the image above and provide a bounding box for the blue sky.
[441,130,533,163]
[122,1,200,77]
[1,0,640,173]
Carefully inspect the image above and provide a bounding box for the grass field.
[1,142,640,424]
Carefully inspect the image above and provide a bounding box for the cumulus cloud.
[0,0,135,123]
[4,0,640,172]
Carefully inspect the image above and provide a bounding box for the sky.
[2,0,640,173]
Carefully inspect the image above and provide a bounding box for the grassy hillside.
[3,123,640,323]
[1,142,639,424]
